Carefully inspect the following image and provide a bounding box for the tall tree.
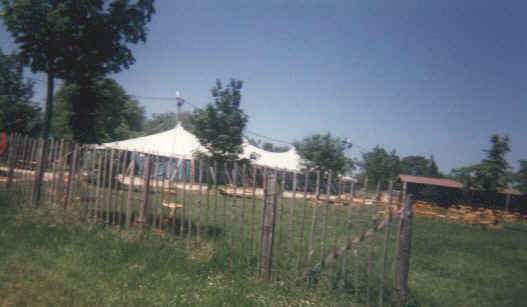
[399,154,441,178]
[0,0,155,143]
[1,0,154,205]
[189,79,248,162]
[52,78,145,142]
[360,145,400,185]
[427,155,441,177]
[295,133,353,174]
[450,166,475,188]
[0,49,41,136]
[514,160,527,194]
[473,134,511,192]
[399,155,430,176]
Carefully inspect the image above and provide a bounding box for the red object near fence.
[0,132,7,155]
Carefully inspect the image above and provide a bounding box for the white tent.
[239,141,303,171]
[100,123,304,172]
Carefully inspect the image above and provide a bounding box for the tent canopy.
[100,123,304,172]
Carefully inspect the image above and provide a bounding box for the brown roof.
[398,174,463,189]
[498,187,523,196]
[398,174,524,195]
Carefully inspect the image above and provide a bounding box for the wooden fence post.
[93,150,103,223]
[64,144,79,209]
[126,152,136,228]
[259,171,278,281]
[250,166,258,262]
[308,171,321,268]
[237,163,247,267]
[379,180,394,307]
[295,171,309,277]
[340,180,355,286]
[197,160,204,242]
[105,149,115,224]
[355,176,368,297]
[139,155,153,230]
[32,138,46,207]
[7,133,18,190]
[107,149,116,224]
[230,162,239,267]
[367,177,380,305]
[320,171,332,264]
[393,194,414,306]
[289,172,298,259]
[19,136,31,205]
[401,181,407,205]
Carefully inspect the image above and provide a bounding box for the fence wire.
[0,133,443,306]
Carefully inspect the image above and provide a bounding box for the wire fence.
[1,133,421,306]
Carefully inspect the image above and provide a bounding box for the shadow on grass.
[87,209,225,238]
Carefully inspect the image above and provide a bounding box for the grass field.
[1,179,527,306]
[0,209,363,306]
[409,216,527,307]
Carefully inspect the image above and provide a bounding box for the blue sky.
[1,0,526,173]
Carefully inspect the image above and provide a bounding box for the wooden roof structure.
[398,174,463,189]
[397,174,522,196]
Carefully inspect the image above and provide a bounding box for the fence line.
[0,133,415,306]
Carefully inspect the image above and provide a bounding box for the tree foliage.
[0,49,41,136]
[247,137,261,148]
[144,111,194,135]
[515,160,527,194]
[450,166,475,189]
[261,142,290,153]
[52,78,145,143]
[399,154,441,178]
[428,155,440,177]
[294,133,353,174]
[246,137,290,152]
[0,0,155,142]
[399,155,429,176]
[472,135,511,192]
[189,79,248,162]
[360,146,399,185]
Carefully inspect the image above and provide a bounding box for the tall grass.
[2,181,526,306]
[0,205,359,306]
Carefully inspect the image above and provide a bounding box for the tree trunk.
[70,83,98,144]
[43,73,55,140]
[33,73,54,207]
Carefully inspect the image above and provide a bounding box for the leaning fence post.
[139,155,153,230]
[393,194,414,306]
[259,170,278,281]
